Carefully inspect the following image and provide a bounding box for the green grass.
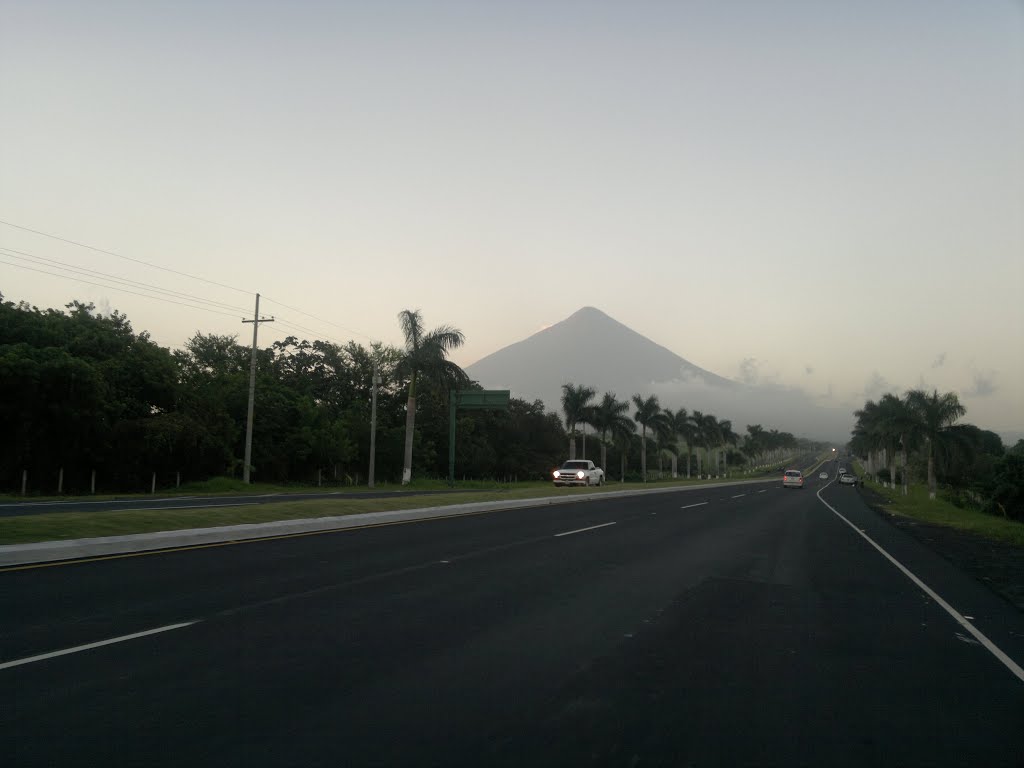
[855,463,1024,548]
[0,474,771,546]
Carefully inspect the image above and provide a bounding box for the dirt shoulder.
[858,486,1024,612]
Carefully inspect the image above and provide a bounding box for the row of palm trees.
[850,388,972,500]
[560,384,758,482]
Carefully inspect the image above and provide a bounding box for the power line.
[260,294,376,343]
[0,245,252,315]
[0,259,244,319]
[0,218,382,346]
[0,218,253,295]
[1,250,356,346]
[271,316,350,347]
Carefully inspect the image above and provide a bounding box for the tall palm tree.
[591,392,631,475]
[612,417,636,482]
[852,399,882,477]
[717,419,740,477]
[632,394,666,482]
[561,383,597,460]
[676,410,698,478]
[905,389,968,500]
[396,309,467,485]
[655,409,677,477]
[692,411,721,478]
[876,393,914,494]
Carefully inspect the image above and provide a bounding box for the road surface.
[3,462,1022,766]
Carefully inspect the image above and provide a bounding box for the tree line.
[1,294,821,494]
[850,389,1024,520]
[558,383,815,482]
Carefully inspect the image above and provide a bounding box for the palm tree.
[591,392,631,475]
[396,309,468,485]
[655,409,677,477]
[612,416,636,482]
[876,393,915,494]
[692,411,721,478]
[852,399,882,478]
[632,394,666,482]
[561,383,597,460]
[717,419,740,477]
[676,410,698,478]
[905,389,969,500]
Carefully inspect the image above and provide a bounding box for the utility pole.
[242,293,274,484]
[368,363,380,488]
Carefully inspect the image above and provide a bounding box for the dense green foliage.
[0,296,565,492]
[850,390,1022,521]
[2,294,827,495]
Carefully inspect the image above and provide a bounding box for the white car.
[839,472,858,486]
[838,467,847,476]
[819,472,828,480]
[782,469,805,489]
[553,460,605,487]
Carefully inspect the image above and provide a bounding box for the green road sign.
[449,389,511,485]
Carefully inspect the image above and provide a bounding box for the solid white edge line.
[815,487,1024,684]
[731,494,746,499]
[0,621,198,671]
[680,502,709,510]
[554,521,617,538]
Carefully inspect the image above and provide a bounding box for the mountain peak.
[466,306,736,399]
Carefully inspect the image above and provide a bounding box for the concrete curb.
[0,477,778,567]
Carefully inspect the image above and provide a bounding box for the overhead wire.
[0,219,383,347]
[0,246,252,315]
[0,218,254,295]
[0,258,244,319]
[260,294,377,343]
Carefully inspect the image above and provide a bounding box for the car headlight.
[577,471,585,479]
[553,470,561,478]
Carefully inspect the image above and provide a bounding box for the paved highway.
[3,461,1023,766]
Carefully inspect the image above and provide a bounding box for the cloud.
[864,371,893,400]
[965,371,997,398]
[931,352,946,369]
[738,357,760,385]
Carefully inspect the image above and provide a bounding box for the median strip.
[554,522,617,538]
[0,621,198,672]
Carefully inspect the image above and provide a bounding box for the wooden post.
[176,471,181,488]
[21,469,27,496]
[91,469,96,494]
[318,468,322,487]
[151,472,156,494]
[58,467,64,494]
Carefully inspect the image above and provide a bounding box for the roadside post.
[448,389,511,486]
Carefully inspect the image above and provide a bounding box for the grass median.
[0,475,769,546]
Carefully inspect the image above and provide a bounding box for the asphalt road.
[3,460,1023,766]
[0,488,485,517]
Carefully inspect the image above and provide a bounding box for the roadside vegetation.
[849,389,1024,542]
[1,293,826,500]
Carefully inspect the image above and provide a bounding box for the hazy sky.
[2,1,1022,437]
